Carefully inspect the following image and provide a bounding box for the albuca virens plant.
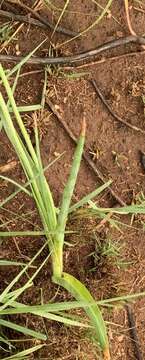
[0,64,111,360]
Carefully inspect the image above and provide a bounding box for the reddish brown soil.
[0,1,145,359]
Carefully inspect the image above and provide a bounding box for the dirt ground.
[0,1,145,359]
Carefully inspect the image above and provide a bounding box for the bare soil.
[0,1,145,359]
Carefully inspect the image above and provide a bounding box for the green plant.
[0,70,145,359]
[1,345,44,360]
[1,38,145,359]
[99,239,122,258]
[1,58,145,358]
[0,23,12,43]
[96,238,132,270]
[0,63,112,359]
[0,242,91,359]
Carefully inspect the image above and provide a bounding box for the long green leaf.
[7,39,46,79]
[0,242,47,306]
[0,260,32,267]
[0,67,57,236]
[0,175,32,197]
[69,180,112,213]
[0,335,13,348]
[0,94,53,231]
[0,303,80,314]
[0,153,64,209]
[53,272,110,359]
[0,230,74,237]
[0,308,88,328]
[88,203,145,215]
[0,319,46,340]
[34,116,57,232]
[53,121,86,277]
[0,251,50,313]
[0,65,38,166]
[9,104,42,113]
[57,121,86,235]
[2,345,44,360]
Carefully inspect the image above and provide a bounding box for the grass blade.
[0,175,32,197]
[0,91,55,232]
[34,116,57,232]
[88,203,145,215]
[0,65,39,166]
[0,251,51,312]
[0,335,13,348]
[2,345,44,360]
[53,120,86,277]
[0,230,73,237]
[58,119,86,234]
[53,272,110,360]
[0,319,46,340]
[0,153,64,209]
[0,260,31,267]
[9,104,42,113]
[69,180,112,213]
[51,0,70,37]
[0,242,47,306]
[7,39,46,79]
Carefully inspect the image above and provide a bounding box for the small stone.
[16,43,20,55]
[117,335,124,343]
[64,97,67,104]
[54,151,60,157]
[116,31,124,38]
[107,11,112,19]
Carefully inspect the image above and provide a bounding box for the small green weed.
[0,23,12,43]
[0,62,110,359]
[88,232,123,272]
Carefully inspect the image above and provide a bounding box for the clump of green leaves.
[1,39,145,357]
[0,63,111,359]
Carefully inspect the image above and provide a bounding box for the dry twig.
[126,304,143,360]
[0,35,145,65]
[5,0,77,37]
[0,9,51,29]
[91,80,145,135]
